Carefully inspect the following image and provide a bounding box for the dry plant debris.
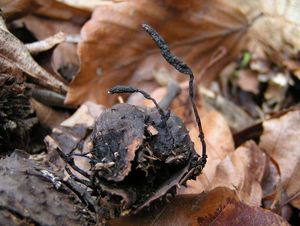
[66,0,248,106]
[0,0,300,225]
[110,187,289,226]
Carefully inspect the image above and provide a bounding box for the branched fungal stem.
[142,23,207,166]
[108,85,169,127]
[55,146,91,179]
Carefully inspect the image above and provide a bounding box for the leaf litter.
[1,0,300,225]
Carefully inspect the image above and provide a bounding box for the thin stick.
[142,24,207,166]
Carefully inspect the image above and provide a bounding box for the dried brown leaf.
[259,109,300,208]
[209,140,266,206]
[180,111,235,194]
[19,14,82,82]
[109,187,289,226]
[0,0,49,21]
[0,16,67,93]
[66,0,248,106]
[34,0,90,23]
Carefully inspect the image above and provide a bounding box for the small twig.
[108,85,169,127]
[158,80,181,110]
[142,24,207,166]
[31,89,66,108]
[25,32,65,55]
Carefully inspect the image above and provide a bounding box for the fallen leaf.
[209,140,266,206]
[1,0,48,21]
[2,0,90,23]
[19,14,82,82]
[180,111,235,194]
[34,0,90,23]
[109,187,289,226]
[259,109,300,208]
[242,0,300,64]
[0,15,67,93]
[66,0,249,106]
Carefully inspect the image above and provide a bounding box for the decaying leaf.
[19,13,82,82]
[259,109,300,209]
[0,15,67,93]
[66,0,249,106]
[0,0,48,21]
[109,187,289,226]
[209,140,266,206]
[229,0,300,64]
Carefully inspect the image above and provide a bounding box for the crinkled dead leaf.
[259,109,300,208]
[19,14,82,82]
[231,0,300,63]
[109,187,289,226]
[0,0,48,21]
[0,15,67,93]
[1,0,90,22]
[209,140,266,206]
[66,0,249,106]
[33,0,90,23]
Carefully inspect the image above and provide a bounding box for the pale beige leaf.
[259,109,300,208]
[240,0,300,56]
[210,140,266,206]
